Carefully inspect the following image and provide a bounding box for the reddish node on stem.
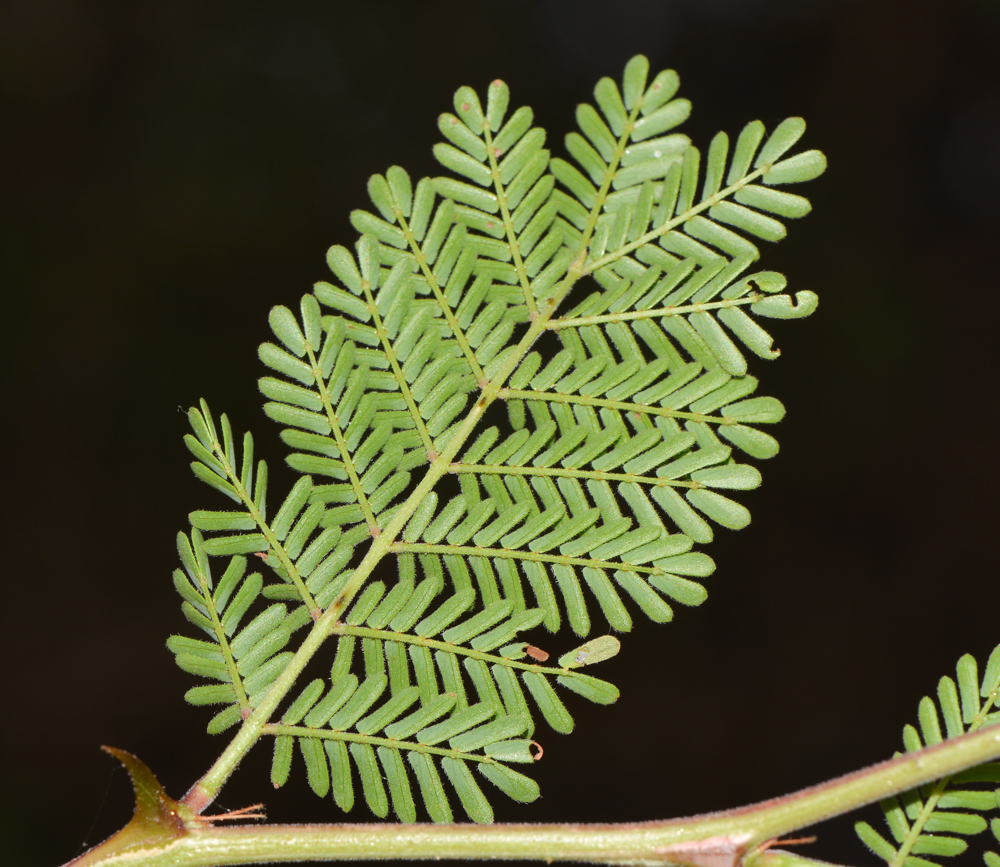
[183,784,213,815]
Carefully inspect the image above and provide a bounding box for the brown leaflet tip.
[530,741,544,761]
[253,552,268,561]
[525,645,549,662]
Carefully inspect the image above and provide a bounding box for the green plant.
[64,55,1000,867]
[855,652,1000,867]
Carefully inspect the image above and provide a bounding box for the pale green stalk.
[547,294,760,329]
[331,622,574,675]
[449,460,702,488]
[494,388,735,425]
[392,541,668,576]
[580,164,772,277]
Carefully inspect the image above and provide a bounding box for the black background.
[4,1,1000,865]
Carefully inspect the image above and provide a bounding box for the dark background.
[4,1,1000,865]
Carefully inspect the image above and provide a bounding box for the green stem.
[482,122,539,318]
[392,541,668,577]
[190,555,250,714]
[581,165,767,276]
[68,724,1000,867]
[547,294,759,330]
[449,460,700,489]
[210,433,321,618]
[497,388,734,426]
[395,209,487,385]
[263,723,498,763]
[357,265,437,459]
[331,622,574,676]
[184,613,336,812]
[304,343,380,532]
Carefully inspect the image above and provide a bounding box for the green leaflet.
[854,645,1000,867]
[478,763,540,803]
[558,636,622,669]
[406,752,449,823]
[442,757,494,824]
[170,55,825,822]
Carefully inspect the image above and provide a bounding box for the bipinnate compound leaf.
[170,56,825,823]
[854,644,1000,867]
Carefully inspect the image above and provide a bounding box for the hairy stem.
[69,725,1000,867]
[449,460,702,489]
[581,165,768,276]
[262,723,499,762]
[392,541,670,577]
[495,388,736,426]
[547,294,760,329]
